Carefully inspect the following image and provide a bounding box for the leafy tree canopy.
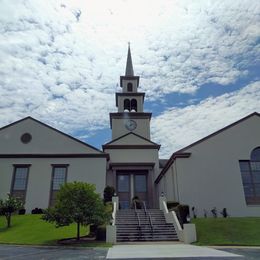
[42,182,109,240]
[0,193,24,228]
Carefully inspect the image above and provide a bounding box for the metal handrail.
[143,201,147,215]
[134,201,142,239]
[142,201,153,234]
[148,212,154,234]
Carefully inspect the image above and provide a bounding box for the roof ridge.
[0,116,105,154]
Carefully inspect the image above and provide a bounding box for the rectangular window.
[11,165,30,203]
[49,165,68,207]
[134,175,147,193]
[117,175,130,192]
[239,160,260,205]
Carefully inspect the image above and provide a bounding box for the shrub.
[18,209,26,215]
[131,196,142,209]
[31,208,43,214]
[96,225,106,241]
[173,204,190,227]
[103,186,115,203]
[167,201,179,211]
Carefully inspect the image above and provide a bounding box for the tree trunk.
[76,222,80,240]
[6,214,11,228]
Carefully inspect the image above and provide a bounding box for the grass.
[192,217,260,246]
[0,214,109,247]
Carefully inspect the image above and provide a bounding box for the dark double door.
[117,171,148,209]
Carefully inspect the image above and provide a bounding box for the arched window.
[251,147,260,161]
[239,147,260,205]
[124,99,130,112]
[127,83,133,92]
[130,99,137,112]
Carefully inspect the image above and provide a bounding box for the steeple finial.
[125,42,134,76]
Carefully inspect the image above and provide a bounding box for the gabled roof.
[155,112,260,184]
[159,159,168,168]
[103,132,160,150]
[155,153,191,184]
[176,112,260,154]
[0,116,107,155]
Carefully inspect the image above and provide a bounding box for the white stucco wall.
[0,118,100,154]
[0,117,107,213]
[106,147,160,197]
[160,115,260,217]
[109,133,155,146]
[0,157,107,212]
[106,148,159,175]
[121,79,138,93]
[111,118,150,140]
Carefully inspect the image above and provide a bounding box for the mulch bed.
[58,235,96,245]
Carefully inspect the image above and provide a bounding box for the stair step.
[115,209,179,242]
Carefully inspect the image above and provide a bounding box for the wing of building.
[0,117,108,211]
[155,112,260,217]
[0,46,259,217]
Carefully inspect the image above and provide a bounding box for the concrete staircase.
[116,209,178,242]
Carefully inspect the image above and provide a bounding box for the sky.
[0,0,259,158]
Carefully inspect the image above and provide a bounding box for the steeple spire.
[125,42,134,76]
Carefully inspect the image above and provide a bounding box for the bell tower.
[104,44,160,209]
[110,44,152,140]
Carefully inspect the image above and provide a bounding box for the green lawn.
[192,217,260,246]
[0,214,98,246]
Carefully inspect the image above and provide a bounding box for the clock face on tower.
[125,119,137,131]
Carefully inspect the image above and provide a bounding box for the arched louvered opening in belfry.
[124,99,130,112]
[251,147,260,161]
[130,99,137,112]
[127,82,133,92]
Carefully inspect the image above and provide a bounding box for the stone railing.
[106,196,118,243]
[159,195,197,244]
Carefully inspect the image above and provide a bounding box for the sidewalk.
[107,244,243,259]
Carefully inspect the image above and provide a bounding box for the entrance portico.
[108,163,155,209]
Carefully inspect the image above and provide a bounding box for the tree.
[0,193,24,228]
[42,182,109,240]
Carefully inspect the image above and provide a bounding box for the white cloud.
[0,0,259,139]
[151,81,260,158]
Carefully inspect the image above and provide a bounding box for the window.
[124,99,130,112]
[134,175,147,192]
[239,147,260,205]
[130,99,137,112]
[117,175,130,192]
[49,165,68,207]
[20,133,32,144]
[11,165,30,203]
[127,82,133,92]
[251,147,260,161]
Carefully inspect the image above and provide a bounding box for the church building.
[0,46,259,218]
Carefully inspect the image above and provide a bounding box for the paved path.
[217,247,260,260]
[0,244,260,259]
[0,245,108,259]
[107,244,243,259]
